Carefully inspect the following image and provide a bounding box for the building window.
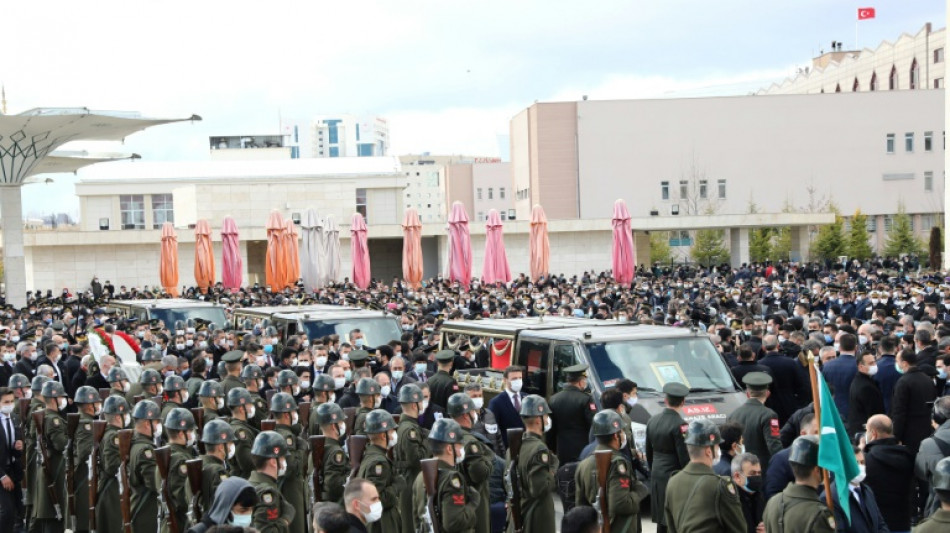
[889,66,898,90]
[477,212,484,221]
[661,181,670,200]
[922,214,935,232]
[499,187,505,199]
[355,188,367,222]
[120,195,145,230]
[936,48,945,64]
[925,171,934,191]
[679,180,688,199]
[910,59,920,89]
[925,131,933,151]
[151,194,173,229]
[329,146,339,157]
[884,216,893,232]
[870,72,878,91]
[488,188,494,200]
[699,179,708,199]
[905,132,914,152]
[886,133,895,153]
[866,217,876,233]
[326,119,341,144]
[852,78,859,91]
[477,188,482,200]
[717,179,727,199]
[936,78,944,89]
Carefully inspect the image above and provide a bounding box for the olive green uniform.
[249,470,295,533]
[663,462,746,533]
[762,483,835,533]
[505,431,558,533]
[395,414,428,533]
[95,426,122,533]
[575,445,650,533]
[307,401,324,437]
[645,408,689,529]
[161,443,193,533]
[74,413,96,533]
[160,401,183,424]
[25,396,44,527]
[275,424,309,533]
[548,384,597,463]
[250,393,268,428]
[319,437,348,504]
[200,454,229,515]
[221,375,245,396]
[34,409,67,532]
[412,459,480,533]
[357,443,404,533]
[202,406,220,425]
[726,399,782,473]
[914,508,950,532]
[129,432,159,532]
[229,419,258,479]
[459,429,493,533]
[353,406,372,436]
[428,370,459,409]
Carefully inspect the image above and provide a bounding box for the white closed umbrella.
[324,214,342,284]
[300,208,324,292]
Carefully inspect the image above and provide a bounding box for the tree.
[848,209,873,260]
[929,226,943,269]
[772,228,791,261]
[650,231,673,265]
[884,202,924,258]
[692,229,730,267]
[812,205,846,262]
[749,228,772,262]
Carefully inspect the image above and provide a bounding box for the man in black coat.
[915,329,940,368]
[891,349,938,453]
[863,414,916,533]
[758,335,808,425]
[847,352,885,438]
[731,343,771,385]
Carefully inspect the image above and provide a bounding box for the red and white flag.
[858,7,876,20]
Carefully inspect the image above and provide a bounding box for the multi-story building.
[444,160,515,222]
[400,154,465,224]
[312,115,389,158]
[209,133,298,160]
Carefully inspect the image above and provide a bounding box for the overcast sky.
[2,0,943,217]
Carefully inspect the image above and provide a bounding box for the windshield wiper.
[689,387,734,394]
[635,386,660,395]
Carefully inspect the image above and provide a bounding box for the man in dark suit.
[34,342,67,387]
[84,354,114,392]
[487,365,525,448]
[415,381,445,431]
[0,342,16,388]
[0,387,24,533]
[891,349,938,453]
[847,352,885,438]
[12,344,36,381]
[822,333,859,423]
[731,343,771,385]
[62,345,83,397]
[407,353,433,384]
[759,335,809,425]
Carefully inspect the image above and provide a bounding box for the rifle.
[420,458,443,533]
[191,408,205,454]
[265,389,277,406]
[186,458,204,525]
[347,435,367,479]
[309,436,325,505]
[594,449,612,533]
[151,395,164,407]
[32,411,62,521]
[98,388,111,401]
[133,395,143,405]
[17,397,29,491]
[154,446,181,533]
[298,401,311,434]
[66,413,80,532]
[89,421,107,532]
[261,419,276,432]
[506,428,524,533]
[117,429,134,533]
[343,407,357,439]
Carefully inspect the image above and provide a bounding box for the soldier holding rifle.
[314,402,349,505]
[34,381,68,533]
[416,419,480,533]
[128,400,162,532]
[162,408,197,532]
[95,396,130,533]
[227,388,259,480]
[504,394,557,533]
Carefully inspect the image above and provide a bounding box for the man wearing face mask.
[314,403,349,505]
[847,353,885,439]
[819,447,888,533]
[447,393,493,533]
[357,409,404,533]
[198,380,225,424]
[428,350,460,410]
[407,354,431,384]
[411,418,481,532]
[270,393,309,533]
[186,477,258,533]
[72,386,100,533]
[388,356,416,397]
[548,364,597,464]
[463,383,504,456]
[730,453,765,533]
[198,419,235,514]
[96,395,131,533]
[392,384,427,532]
[353,378,382,436]
[161,375,190,421]
[645,382,690,533]
[227,388,260,480]
[220,350,247,395]
[714,422,745,477]
[726,373,783,474]
[487,366,525,449]
[306,374,337,436]
[240,365,268,427]
[342,478,382,533]
[764,436,835,531]
[33,381,68,533]
[249,431,295,533]
[505,394,558,533]
[128,400,162,532]
[164,408,198,532]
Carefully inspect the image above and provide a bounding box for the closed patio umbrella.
[324,215,341,285]
[447,202,472,288]
[612,199,636,287]
[300,208,324,292]
[529,205,550,281]
[350,213,371,289]
[266,211,287,290]
[160,222,179,297]
[482,209,511,285]
[194,219,215,294]
[402,208,424,288]
[221,216,243,291]
[284,218,301,287]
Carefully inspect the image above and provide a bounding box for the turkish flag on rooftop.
[858,7,876,20]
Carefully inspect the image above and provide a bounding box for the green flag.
[817,370,861,523]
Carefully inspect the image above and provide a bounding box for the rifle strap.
[675,476,704,529]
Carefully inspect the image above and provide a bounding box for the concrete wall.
[445,164,474,217]
[511,108,533,220]
[533,103,579,220]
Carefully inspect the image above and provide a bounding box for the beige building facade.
[445,161,515,222]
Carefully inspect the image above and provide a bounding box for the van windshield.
[149,307,228,329]
[587,337,738,392]
[301,317,401,347]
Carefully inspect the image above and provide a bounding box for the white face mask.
[245,405,256,419]
[228,443,236,459]
[216,398,225,409]
[380,385,391,397]
[472,397,484,410]
[181,392,190,404]
[470,411,479,425]
[509,379,523,393]
[187,432,197,446]
[626,397,638,408]
[391,370,404,382]
[315,356,328,368]
[123,414,132,427]
[23,390,32,400]
[374,396,382,409]
[620,432,628,450]
[301,380,311,389]
[387,431,398,449]
[122,382,131,393]
[153,422,163,436]
[543,416,552,433]
[867,364,879,376]
[363,501,383,523]
[291,412,299,426]
[230,513,253,527]
[56,397,66,410]
[851,464,867,486]
[333,377,346,389]
[278,459,287,477]
[456,444,466,464]
[337,422,347,437]
[0,404,13,415]
[421,400,430,412]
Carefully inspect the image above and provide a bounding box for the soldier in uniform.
[24,375,50,532]
[197,381,224,425]
[505,394,558,533]
[762,435,835,533]
[161,375,189,421]
[34,381,68,533]
[447,393,493,533]
[394,383,428,532]
[314,402,349,504]
[357,409,404,533]
[199,418,235,513]
[73,386,101,533]
[428,350,459,409]
[575,410,649,533]
[915,456,950,532]
[248,430,295,533]
[128,400,162,532]
[138,369,164,399]
[269,393,309,533]
[353,377,381,436]
[275,369,299,399]
[307,374,336,436]
[220,350,247,395]
[547,363,597,463]
[664,420,746,533]
[412,418,480,532]
[240,364,267,429]
[96,395,130,533]
[726,372,783,474]
[227,387,260,479]
[645,382,690,533]
[130,350,163,399]
[164,408,197,532]
[107,367,132,403]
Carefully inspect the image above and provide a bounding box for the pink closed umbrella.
[447,202,472,288]
[284,219,301,286]
[482,209,511,285]
[159,222,179,297]
[529,205,550,281]
[266,211,287,290]
[350,213,371,289]
[221,216,243,292]
[194,219,215,294]
[611,199,636,287]
[402,208,424,288]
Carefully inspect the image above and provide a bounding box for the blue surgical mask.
[355,338,365,348]
[344,370,352,381]
[263,344,273,354]
[230,513,253,527]
[895,364,905,375]
[824,334,833,343]
[392,370,404,382]
[414,363,427,375]
[939,368,948,380]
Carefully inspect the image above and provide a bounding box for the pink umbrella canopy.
[611,199,636,287]
[266,211,288,291]
[402,208,424,288]
[220,216,243,292]
[159,222,179,297]
[482,209,511,285]
[193,219,215,294]
[350,213,371,289]
[283,219,301,287]
[529,205,550,281]
[447,202,473,288]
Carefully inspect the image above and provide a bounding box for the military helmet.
[102,395,131,415]
[684,419,721,447]
[74,385,100,404]
[41,381,66,398]
[186,319,196,331]
[397,384,423,404]
[140,347,163,362]
[269,392,297,413]
[519,394,551,417]
[429,418,464,444]
[252,430,288,458]
[9,373,29,389]
[241,364,263,380]
[315,402,345,426]
[216,361,227,378]
[363,409,396,434]
[312,373,336,393]
[139,369,163,386]
[446,393,476,418]
[788,435,820,467]
[592,409,625,436]
[355,377,381,396]
[932,456,950,491]
[198,380,224,398]
[276,369,298,388]
[132,400,162,421]
[227,387,254,408]
[107,366,129,383]
[164,375,186,392]
[31,375,50,392]
[202,418,235,444]
[165,407,196,432]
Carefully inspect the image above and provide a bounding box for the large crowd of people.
[1,258,950,533]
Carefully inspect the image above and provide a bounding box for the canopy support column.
[1,186,27,308]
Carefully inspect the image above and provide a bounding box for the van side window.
[552,344,582,394]
[517,339,551,396]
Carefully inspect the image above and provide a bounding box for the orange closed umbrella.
[266,211,287,290]
[160,222,179,297]
[194,219,215,294]
[284,218,300,287]
[402,208,423,288]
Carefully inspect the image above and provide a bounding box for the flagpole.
[808,355,834,512]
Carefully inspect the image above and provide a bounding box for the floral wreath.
[91,328,142,356]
